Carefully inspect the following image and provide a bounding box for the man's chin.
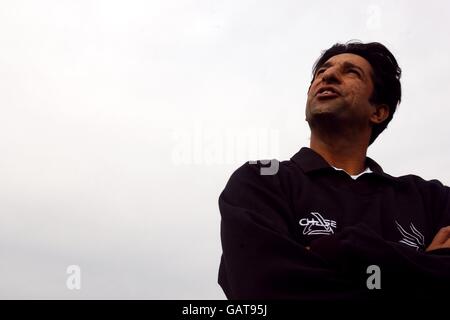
[306,110,345,132]
[311,99,341,111]
[308,111,337,121]
[307,105,339,120]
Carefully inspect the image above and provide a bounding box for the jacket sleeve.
[218,162,367,300]
[309,177,450,299]
[431,180,450,230]
[309,222,450,299]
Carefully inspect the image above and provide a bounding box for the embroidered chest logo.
[395,220,425,251]
[299,212,337,235]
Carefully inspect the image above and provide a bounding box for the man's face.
[305,53,377,130]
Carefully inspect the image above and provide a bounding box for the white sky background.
[0,0,450,299]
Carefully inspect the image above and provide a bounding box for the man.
[218,41,450,300]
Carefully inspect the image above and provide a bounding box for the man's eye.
[316,69,325,75]
[348,69,360,76]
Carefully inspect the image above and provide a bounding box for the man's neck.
[309,132,369,175]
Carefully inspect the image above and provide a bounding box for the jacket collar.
[290,147,395,181]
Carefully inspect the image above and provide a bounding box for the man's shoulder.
[221,158,301,196]
[391,173,449,193]
[219,159,296,216]
[228,158,300,182]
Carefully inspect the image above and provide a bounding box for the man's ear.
[370,104,389,125]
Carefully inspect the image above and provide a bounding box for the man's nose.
[321,67,341,84]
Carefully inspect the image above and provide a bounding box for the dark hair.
[311,40,402,145]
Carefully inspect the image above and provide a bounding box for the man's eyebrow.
[316,61,366,75]
[342,61,365,75]
[317,61,333,71]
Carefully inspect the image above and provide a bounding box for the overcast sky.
[1,0,450,299]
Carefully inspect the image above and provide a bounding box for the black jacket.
[218,147,450,300]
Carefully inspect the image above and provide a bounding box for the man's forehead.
[323,53,372,71]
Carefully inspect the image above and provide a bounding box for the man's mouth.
[315,86,340,99]
[316,90,340,99]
